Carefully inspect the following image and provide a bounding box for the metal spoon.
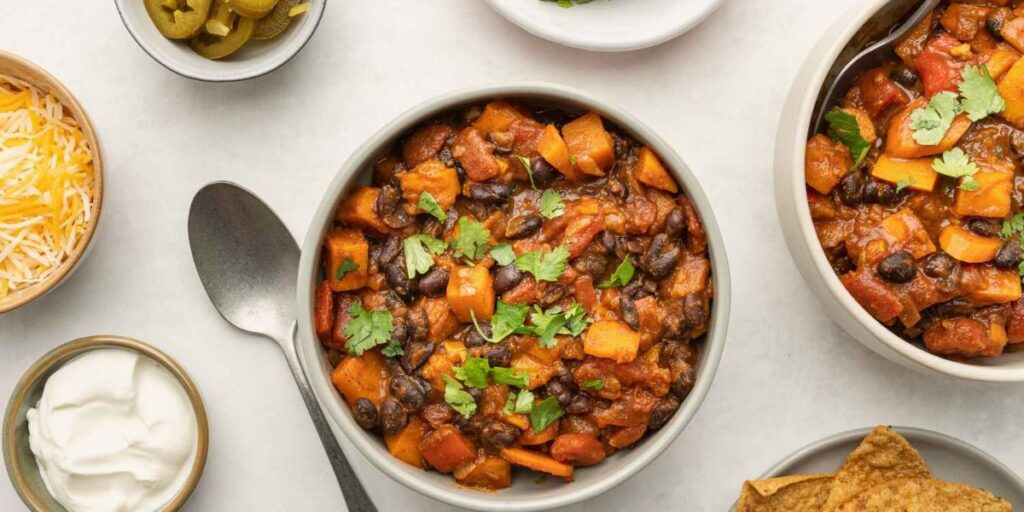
[811,0,943,133]
[187,181,377,512]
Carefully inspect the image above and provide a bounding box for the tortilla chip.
[737,474,834,512]
[836,478,1012,511]
[822,426,932,511]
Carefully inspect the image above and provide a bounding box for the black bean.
[623,275,656,300]
[664,208,687,240]
[545,380,573,407]
[468,387,484,401]
[406,305,429,342]
[467,182,512,204]
[573,249,608,278]
[863,180,899,205]
[481,343,511,368]
[923,252,957,279]
[838,172,865,206]
[995,240,1023,270]
[600,231,618,252]
[529,157,558,186]
[930,298,975,319]
[539,283,566,306]
[390,375,426,412]
[438,147,455,167]
[493,264,524,294]
[383,212,414,230]
[640,234,681,280]
[619,295,639,330]
[381,290,405,312]
[465,322,491,348]
[505,215,543,240]
[401,341,434,374]
[326,349,344,368]
[380,398,408,436]
[683,293,707,328]
[649,398,680,430]
[386,258,412,296]
[889,63,919,88]
[876,250,917,283]
[480,420,520,452]
[417,267,449,296]
[374,236,401,266]
[565,394,593,415]
[670,365,696,400]
[390,321,409,346]
[353,398,378,430]
[374,184,401,216]
[967,218,1000,238]
[831,254,855,275]
[987,17,1004,38]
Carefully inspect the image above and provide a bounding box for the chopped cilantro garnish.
[491,367,529,388]
[343,303,393,356]
[442,375,476,419]
[403,234,447,279]
[599,257,635,288]
[932,148,979,191]
[530,396,564,432]
[824,108,870,169]
[582,379,604,391]
[527,303,590,348]
[492,301,529,342]
[568,154,578,166]
[1001,213,1024,239]
[454,357,491,389]
[539,189,565,219]
[381,339,404,357]
[335,258,359,281]
[504,389,534,415]
[417,192,448,222]
[910,92,961,146]
[451,217,491,262]
[516,246,570,282]
[959,64,1006,122]
[515,155,536,189]
[895,177,916,193]
[489,244,517,266]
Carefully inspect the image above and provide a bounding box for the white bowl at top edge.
[113,0,326,82]
[295,82,731,511]
[773,0,1024,382]
[483,0,724,52]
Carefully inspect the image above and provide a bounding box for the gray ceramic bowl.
[3,335,209,512]
[729,426,1024,510]
[295,83,731,511]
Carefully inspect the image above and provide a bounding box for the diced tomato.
[452,127,501,182]
[509,117,545,156]
[923,317,1005,358]
[839,270,904,324]
[914,34,967,97]
[853,68,909,118]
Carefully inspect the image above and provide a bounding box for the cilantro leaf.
[417,192,448,222]
[582,379,604,391]
[599,257,635,288]
[515,155,536,189]
[1000,213,1024,239]
[959,64,1006,122]
[451,217,491,262]
[381,339,404,357]
[539,189,565,219]
[516,246,570,282]
[504,389,534,415]
[932,148,979,191]
[442,375,477,419]
[454,357,491,389]
[568,154,578,166]
[403,234,446,279]
[335,258,359,281]
[343,302,394,356]
[527,303,590,348]
[910,92,962,146]
[491,367,529,388]
[530,396,564,432]
[562,303,590,336]
[895,177,916,193]
[490,301,529,342]
[489,244,517,266]
[824,108,870,169]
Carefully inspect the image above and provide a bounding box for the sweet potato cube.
[419,340,468,393]
[455,455,512,490]
[386,416,426,468]
[804,134,852,194]
[314,281,334,341]
[324,228,369,292]
[510,353,558,390]
[999,56,1024,128]
[562,113,613,176]
[500,447,574,481]
[939,225,1003,263]
[518,419,559,445]
[446,264,495,323]
[398,160,460,213]
[633,147,678,193]
[331,350,388,406]
[953,166,1013,218]
[876,208,937,260]
[402,124,454,168]
[924,317,1006,358]
[336,186,389,235]
[537,124,580,180]
[420,425,477,473]
[887,98,972,158]
[474,100,522,135]
[845,107,878,143]
[670,255,711,299]
[418,297,461,342]
[869,155,938,192]
[985,45,1021,80]
[584,320,640,363]
[964,265,1023,305]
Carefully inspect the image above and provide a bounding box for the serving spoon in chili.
[188,181,377,512]
[811,0,943,133]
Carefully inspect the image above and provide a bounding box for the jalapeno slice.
[224,0,279,18]
[253,0,300,40]
[189,1,256,60]
[144,0,213,40]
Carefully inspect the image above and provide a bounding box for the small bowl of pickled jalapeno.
[114,0,325,81]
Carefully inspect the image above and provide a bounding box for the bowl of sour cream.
[3,335,208,512]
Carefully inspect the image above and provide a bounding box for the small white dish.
[114,0,325,82]
[483,0,724,52]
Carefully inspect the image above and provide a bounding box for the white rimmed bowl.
[113,0,325,82]
[295,82,731,511]
[483,0,724,52]
[774,0,1024,382]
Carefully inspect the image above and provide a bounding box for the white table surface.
[3,1,1023,511]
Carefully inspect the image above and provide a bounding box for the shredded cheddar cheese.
[0,73,95,298]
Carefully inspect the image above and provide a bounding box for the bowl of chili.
[776,0,1024,380]
[295,83,729,510]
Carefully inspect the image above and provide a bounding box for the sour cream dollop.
[27,348,198,512]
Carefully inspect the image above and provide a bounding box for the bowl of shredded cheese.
[0,51,102,314]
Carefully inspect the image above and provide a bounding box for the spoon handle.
[279,325,378,512]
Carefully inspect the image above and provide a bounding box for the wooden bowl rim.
[0,50,104,314]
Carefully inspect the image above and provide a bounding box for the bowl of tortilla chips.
[734,426,1024,511]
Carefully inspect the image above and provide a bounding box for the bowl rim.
[0,50,104,315]
[112,0,327,82]
[2,335,210,512]
[294,82,731,511]
[775,0,1024,382]
[481,0,725,52]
